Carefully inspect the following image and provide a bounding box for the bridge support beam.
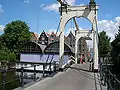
[59,17,65,69]
[93,18,99,71]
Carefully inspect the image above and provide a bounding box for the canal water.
[0,70,43,90]
[0,70,20,90]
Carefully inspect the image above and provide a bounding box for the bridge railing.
[100,62,120,90]
[0,61,59,90]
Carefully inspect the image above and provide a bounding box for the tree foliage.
[0,20,31,61]
[111,26,120,64]
[0,48,16,62]
[4,20,31,52]
[111,26,120,73]
[98,31,111,57]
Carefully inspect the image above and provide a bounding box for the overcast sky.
[0,0,120,46]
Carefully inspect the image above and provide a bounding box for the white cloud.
[41,0,76,12]
[43,3,59,12]
[0,4,3,13]
[87,17,120,48]
[40,4,45,8]
[98,18,119,41]
[79,4,85,6]
[115,17,120,23]
[0,25,5,32]
[24,0,31,4]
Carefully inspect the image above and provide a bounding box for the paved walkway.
[23,63,107,90]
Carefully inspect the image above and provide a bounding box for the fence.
[0,61,59,90]
[100,62,120,90]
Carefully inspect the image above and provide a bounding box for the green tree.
[0,35,6,49]
[111,26,120,73]
[3,20,31,57]
[111,26,120,64]
[98,31,111,57]
[0,45,16,61]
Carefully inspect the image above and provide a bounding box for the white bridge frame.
[58,2,99,70]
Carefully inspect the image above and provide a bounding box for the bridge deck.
[23,63,107,90]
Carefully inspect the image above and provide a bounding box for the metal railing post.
[114,79,116,90]
[43,64,45,77]
[112,75,114,90]
[53,61,56,72]
[34,65,36,82]
[21,67,24,87]
[2,68,6,90]
[49,63,51,75]
[100,62,103,81]
[107,72,109,90]
[99,57,120,90]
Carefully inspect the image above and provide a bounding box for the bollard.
[34,65,36,82]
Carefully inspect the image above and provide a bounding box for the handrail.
[100,63,120,90]
[107,69,120,84]
[0,68,34,90]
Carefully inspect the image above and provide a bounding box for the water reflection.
[16,72,42,84]
[0,70,20,90]
[0,70,43,90]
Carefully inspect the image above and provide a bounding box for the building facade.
[20,30,89,63]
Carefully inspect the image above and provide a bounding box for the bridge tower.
[58,0,99,71]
